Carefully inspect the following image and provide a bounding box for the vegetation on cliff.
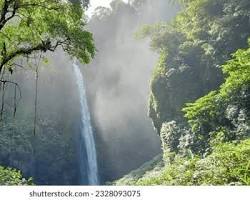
[115,0,250,185]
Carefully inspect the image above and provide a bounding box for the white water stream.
[73,63,99,185]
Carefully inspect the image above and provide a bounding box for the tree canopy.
[0,0,95,74]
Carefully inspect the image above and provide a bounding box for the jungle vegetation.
[115,0,250,186]
[0,0,249,186]
[0,0,93,185]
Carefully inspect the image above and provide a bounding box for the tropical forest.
[0,0,249,186]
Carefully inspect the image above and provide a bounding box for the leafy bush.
[160,121,194,157]
[193,140,250,185]
[183,43,250,154]
[126,139,250,186]
[0,166,33,185]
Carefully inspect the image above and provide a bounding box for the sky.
[86,0,128,16]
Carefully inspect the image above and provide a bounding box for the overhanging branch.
[0,0,19,30]
[0,38,70,72]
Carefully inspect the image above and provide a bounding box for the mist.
[0,51,84,184]
[84,0,179,182]
[0,0,179,185]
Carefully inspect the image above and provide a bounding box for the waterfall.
[73,63,99,185]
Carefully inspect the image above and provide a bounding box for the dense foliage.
[0,0,93,185]
[0,62,82,185]
[115,0,250,185]
[116,139,250,185]
[0,0,94,74]
[146,0,250,159]
[0,166,33,185]
[141,0,250,133]
[1,0,250,186]
[183,44,250,154]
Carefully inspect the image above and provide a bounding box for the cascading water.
[73,63,99,185]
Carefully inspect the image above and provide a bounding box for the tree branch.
[0,38,69,72]
[0,79,22,119]
[0,0,19,30]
